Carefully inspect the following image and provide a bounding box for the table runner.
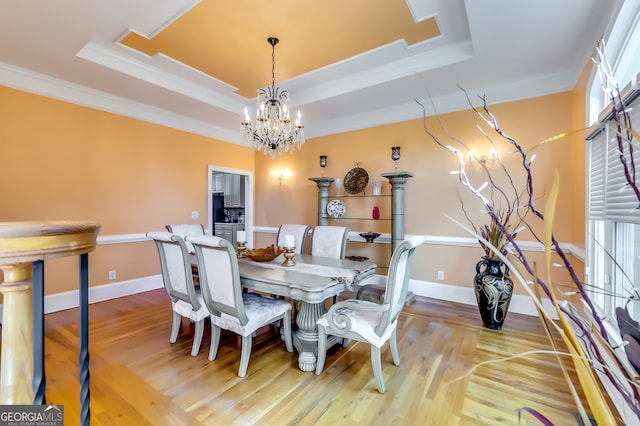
[246,257,367,290]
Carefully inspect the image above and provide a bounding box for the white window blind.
[588,126,607,220]
[587,77,640,225]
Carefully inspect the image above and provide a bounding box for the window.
[587,1,640,125]
[586,75,640,320]
[586,3,640,322]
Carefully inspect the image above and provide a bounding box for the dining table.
[237,253,377,372]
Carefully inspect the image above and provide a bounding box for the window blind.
[588,125,607,220]
[587,74,640,224]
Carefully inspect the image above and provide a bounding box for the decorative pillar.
[0,263,33,403]
[381,171,414,251]
[308,177,335,226]
[381,172,415,305]
[0,221,100,426]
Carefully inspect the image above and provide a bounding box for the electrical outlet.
[191,211,199,219]
[108,270,116,280]
[437,271,445,281]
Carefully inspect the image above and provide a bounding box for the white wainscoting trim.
[44,274,163,314]
[254,226,584,259]
[357,274,559,320]
[97,233,148,245]
[410,279,560,320]
[1,229,577,318]
[17,271,557,320]
[93,229,585,260]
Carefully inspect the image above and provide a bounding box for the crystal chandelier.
[241,37,305,158]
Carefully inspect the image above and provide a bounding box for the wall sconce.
[270,169,293,186]
[468,148,499,168]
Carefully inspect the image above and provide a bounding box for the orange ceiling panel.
[121,0,439,97]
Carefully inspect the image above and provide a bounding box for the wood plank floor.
[34,289,607,425]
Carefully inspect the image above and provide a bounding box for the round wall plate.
[327,199,346,218]
[344,167,369,194]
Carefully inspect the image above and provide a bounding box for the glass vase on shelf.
[372,205,380,220]
[334,177,343,196]
[371,181,383,196]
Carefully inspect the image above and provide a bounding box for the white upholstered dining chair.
[310,225,350,305]
[310,225,349,259]
[277,224,311,254]
[315,236,423,393]
[188,235,294,377]
[147,231,209,357]
[165,223,205,236]
[166,223,205,283]
[166,223,205,251]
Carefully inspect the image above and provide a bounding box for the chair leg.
[270,295,282,333]
[170,312,181,343]
[238,335,253,377]
[282,311,293,352]
[208,324,221,361]
[191,318,204,356]
[371,346,386,394]
[315,325,328,375]
[390,329,400,366]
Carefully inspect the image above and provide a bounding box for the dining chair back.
[188,234,293,377]
[310,225,350,259]
[165,223,205,236]
[277,224,311,254]
[315,236,424,393]
[147,231,209,356]
[165,223,205,282]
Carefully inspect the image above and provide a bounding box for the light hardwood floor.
[35,288,610,425]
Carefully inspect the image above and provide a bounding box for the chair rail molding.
[20,231,579,319]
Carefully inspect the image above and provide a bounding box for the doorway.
[207,165,253,247]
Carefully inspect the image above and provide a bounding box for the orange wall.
[255,91,586,292]
[0,85,254,294]
[0,83,587,297]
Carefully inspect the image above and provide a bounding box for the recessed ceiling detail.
[0,0,620,144]
[119,0,440,97]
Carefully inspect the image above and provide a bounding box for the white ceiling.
[0,0,622,145]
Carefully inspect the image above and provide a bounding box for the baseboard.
[1,273,556,319]
[359,274,559,319]
[43,274,163,314]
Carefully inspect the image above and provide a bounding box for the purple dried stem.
[415,71,640,413]
[593,44,640,207]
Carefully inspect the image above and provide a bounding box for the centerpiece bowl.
[359,232,381,243]
[244,245,284,262]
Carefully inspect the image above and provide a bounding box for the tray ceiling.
[0,0,620,144]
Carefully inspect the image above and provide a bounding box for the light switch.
[192,211,199,219]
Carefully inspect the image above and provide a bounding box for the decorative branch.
[415,38,640,419]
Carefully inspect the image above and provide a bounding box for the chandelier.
[241,37,305,158]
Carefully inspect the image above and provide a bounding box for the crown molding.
[0,61,242,144]
[305,69,575,139]
[77,40,245,113]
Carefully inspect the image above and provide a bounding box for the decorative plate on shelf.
[326,200,346,218]
[343,165,369,194]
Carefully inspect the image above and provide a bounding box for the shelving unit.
[326,195,392,221]
[309,171,414,303]
[309,172,412,249]
[327,195,391,248]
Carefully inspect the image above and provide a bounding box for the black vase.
[474,257,514,330]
